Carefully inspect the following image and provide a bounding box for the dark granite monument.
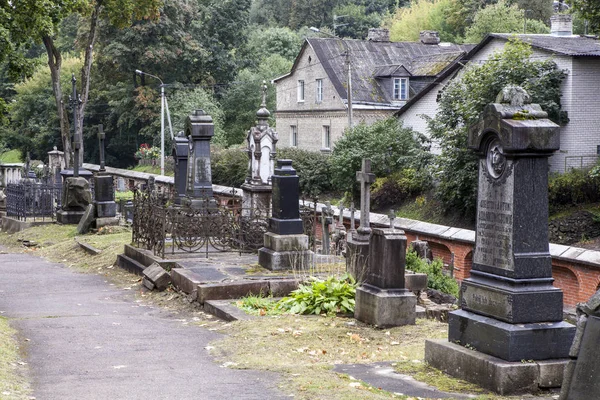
[258,160,313,271]
[425,87,576,394]
[560,290,600,400]
[346,159,375,282]
[57,75,92,224]
[93,125,118,228]
[182,109,216,209]
[241,82,278,216]
[172,131,189,205]
[354,223,416,327]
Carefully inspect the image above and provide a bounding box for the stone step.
[117,254,147,276]
[204,300,255,322]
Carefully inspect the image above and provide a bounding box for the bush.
[211,145,249,188]
[276,274,357,315]
[371,168,432,209]
[277,147,333,198]
[405,250,459,298]
[549,168,600,213]
[329,118,432,195]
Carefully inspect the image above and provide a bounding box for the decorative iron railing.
[132,187,318,258]
[5,181,62,221]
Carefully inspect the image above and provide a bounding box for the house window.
[316,79,323,103]
[393,78,409,100]
[297,80,305,102]
[290,125,298,147]
[322,125,331,150]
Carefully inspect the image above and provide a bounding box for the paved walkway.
[0,252,286,400]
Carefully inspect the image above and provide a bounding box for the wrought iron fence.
[132,187,318,258]
[5,181,62,221]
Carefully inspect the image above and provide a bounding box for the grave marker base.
[354,284,416,328]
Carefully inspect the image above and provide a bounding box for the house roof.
[275,38,474,105]
[395,33,600,119]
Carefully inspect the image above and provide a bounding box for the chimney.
[420,30,440,45]
[368,28,390,42]
[550,14,573,36]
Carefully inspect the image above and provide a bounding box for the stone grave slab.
[565,316,600,399]
[186,267,228,282]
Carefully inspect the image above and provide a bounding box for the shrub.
[371,168,432,209]
[276,274,357,315]
[277,147,333,198]
[405,250,459,298]
[548,168,600,213]
[329,118,432,195]
[211,145,249,188]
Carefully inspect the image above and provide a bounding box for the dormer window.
[393,78,409,100]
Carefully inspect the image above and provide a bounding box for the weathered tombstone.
[241,82,278,216]
[354,223,416,327]
[346,159,375,281]
[93,125,118,227]
[560,290,600,400]
[321,201,334,255]
[47,146,66,185]
[258,160,313,270]
[425,87,576,395]
[172,131,189,205]
[349,202,357,236]
[182,109,216,209]
[57,75,92,224]
[116,177,126,192]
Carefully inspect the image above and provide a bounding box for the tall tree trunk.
[43,34,72,169]
[78,0,103,167]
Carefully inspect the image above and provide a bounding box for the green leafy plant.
[236,294,282,316]
[405,250,459,297]
[549,168,600,213]
[276,274,357,316]
[277,147,333,198]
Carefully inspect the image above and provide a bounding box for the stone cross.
[321,201,334,255]
[68,74,82,178]
[337,204,346,230]
[356,159,375,239]
[388,209,396,230]
[349,202,357,234]
[98,124,106,172]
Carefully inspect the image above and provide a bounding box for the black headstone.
[269,159,303,235]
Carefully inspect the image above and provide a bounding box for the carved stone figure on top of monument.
[245,81,279,186]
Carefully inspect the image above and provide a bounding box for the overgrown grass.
[406,251,460,298]
[130,164,174,176]
[115,190,134,201]
[0,149,22,163]
[0,317,31,399]
[236,294,282,316]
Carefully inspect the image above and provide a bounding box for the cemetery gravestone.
[425,87,575,394]
[258,160,313,271]
[182,109,216,209]
[346,159,375,282]
[321,202,334,255]
[93,124,118,229]
[241,82,278,215]
[172,131,189,205]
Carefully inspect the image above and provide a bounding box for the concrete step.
[117,254,147,276]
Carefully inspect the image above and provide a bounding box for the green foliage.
[549,168,600,213]
[237,294,283,316]
[277,147,333,198]
[330,118,432,194]
[0,149,22,163]
[567,0,600,34]
[332,4,383,39]
[277,274,357,315]
[386,0,462,43]
[211,145,249,188]
[429,39,567,219]
[464,0,549,43]
[405,250,459,297]
[371,168,432,209]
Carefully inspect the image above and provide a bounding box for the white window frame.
[393,77,409,100]
[290,125,298,147]
[322,125,331,150]
[297,80,305,102]
[316,79,323,103]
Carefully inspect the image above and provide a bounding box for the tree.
[515,0,553,23]
[1,0,161,167]
[332,4,383,39]
[330,118,432,193]
[567,0,600,32]
[427,39,567,219]
[386,0,463,43]
[464,0,549,43]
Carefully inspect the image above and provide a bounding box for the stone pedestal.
[258,160,313,271]
[346,237,370,281]
[258,232,313,271]
[427,91,576,394]
[241,183,272,217]
[57,174,92,225]
[172,133,189,205]
[354,228,416,327]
